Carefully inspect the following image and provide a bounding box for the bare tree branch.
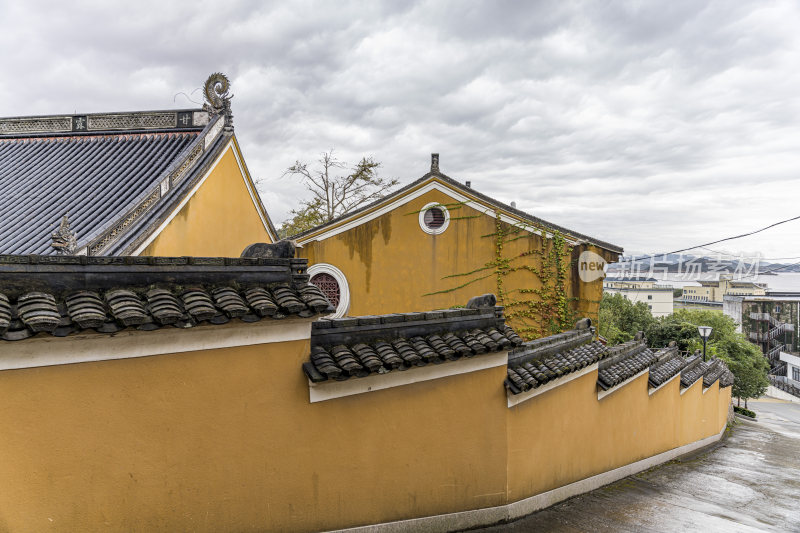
[278,150,399,237]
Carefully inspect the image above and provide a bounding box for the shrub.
[733,405,756,419]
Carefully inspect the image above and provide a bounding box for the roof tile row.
[680,357,709,388]
[305,323,522,382]
[0,282,332,341]
[703,359,733,388]
[597,343,658,390]
[648,348,688,388]
[506,340,608,394]
[506,322,735,396]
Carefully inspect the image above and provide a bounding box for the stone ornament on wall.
[51,215,77,255]
[87,112,176,131]
[0,117,71,135]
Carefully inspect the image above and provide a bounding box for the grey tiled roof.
[303,304,523,383]
[0,107,214,255]
[0,282,330,341]
[506,341,608,393]
[679,356,734,389]
[648,346,687,388]
[596,341,658,390]
[0,131,199,254]
[0,105,279,256]
[505,324,734,396]
[703,359,731,388]
[505,318,607,394]
[0,251,332,341]
[680,356,709,388]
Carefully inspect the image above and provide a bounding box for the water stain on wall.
[337,214,392,292]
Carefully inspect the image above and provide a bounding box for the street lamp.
[698,326,713,362]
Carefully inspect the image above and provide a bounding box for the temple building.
[0,76,736,532]
[0,73,275,257]
[293,155,623,339]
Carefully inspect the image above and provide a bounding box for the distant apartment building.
[779,351,800,383]
[603,277,673,317]
[683,274,766,303]
[723,293,798,372]
[727,292,800,399]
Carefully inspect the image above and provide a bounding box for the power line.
[619,213,800,263]
[695,246,800,262]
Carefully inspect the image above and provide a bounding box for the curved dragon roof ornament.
[203,72,233,117]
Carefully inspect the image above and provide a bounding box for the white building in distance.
[604,277,674,317]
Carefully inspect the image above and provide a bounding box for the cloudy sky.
[2,0,800,260]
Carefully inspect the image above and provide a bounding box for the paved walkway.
[476,399,800,532]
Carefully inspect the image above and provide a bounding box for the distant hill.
[606,255,800,275]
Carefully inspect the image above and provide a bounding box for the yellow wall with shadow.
[142,139,272,257]
[299,186,616,337]
[0,337,730,532]
[0,337,507,532]
[506,371,730,500]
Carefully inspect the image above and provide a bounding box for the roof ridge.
[291,161,623,253]
[0,109,210,139]
[0,107,202,121]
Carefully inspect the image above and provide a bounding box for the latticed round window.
[418,202,450,235]
[310,272,341,308]
[423,207,446,229]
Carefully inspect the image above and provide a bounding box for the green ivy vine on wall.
[421,209,580,340]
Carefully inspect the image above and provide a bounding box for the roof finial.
[203,72,232,116]
[51,215,77,255]
[431,153,439,173]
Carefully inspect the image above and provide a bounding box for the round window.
[418,202,450,234]
[423,207,446,229]
[310,272,341,308]
[307,263,350,318]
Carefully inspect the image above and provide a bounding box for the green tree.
[645,310,736,351]
[715,335,769,408]
[278,150,399,237]
[276,199,326,239]
[645,309,768,406]
[598,293,656,345]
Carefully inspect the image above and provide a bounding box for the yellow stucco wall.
[0,334,507,532]
[299,187,616,338]
[0,330,730,532]
[141,139,273,257]
[506,370,730,500]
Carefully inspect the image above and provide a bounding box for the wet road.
[751,398,800,430]
[476,399,800,532]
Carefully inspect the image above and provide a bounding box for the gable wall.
[299,188,617,338]
[140,141,272,257]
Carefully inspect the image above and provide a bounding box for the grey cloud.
[3,0,800,257]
